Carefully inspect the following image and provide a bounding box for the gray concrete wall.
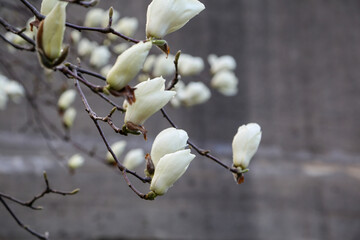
[1,0,360,239]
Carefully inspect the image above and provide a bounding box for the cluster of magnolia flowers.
[2,0,263,197]
[0,73,25,111]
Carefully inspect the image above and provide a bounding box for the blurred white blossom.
[211,70,238,96]
[208,54,236,74]
[123,148,145,170]
[178,54,204,76]
[106,140,127,164]
[90,46,111,68]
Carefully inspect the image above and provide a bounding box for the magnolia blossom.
[112,43,129,54]
[63,107,77,128]
[208,54,237,74]
[142,55,156,73]
[4,80,25,103]
[40,0,58,15]
[106,41,152,91]
[110,17,138,40]
[178,81,211,107]
[178,54,204,76]
[90,46,111,68]
[84,8,105,27]
[150,149,195,195]
[153,55,175,77]
[123,148,145,170]
[41,2,67,60]
[70,30,81,44]
[58,89,76,110]
[211,70,238,96]
[232,123,262,170]
[124,77,175,125]
[106,140,127,163]
[78,38,98,57]
[68,154,85,170]
[146,0,205,39]
[150,127,189,166]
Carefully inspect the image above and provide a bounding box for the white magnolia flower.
[4,81,25,103]
[112,43,129,54]
[123,148,145,170]
[178,81,211,107]
[62,107,77,128]
[142,55,156,73]
[70,30,81,44]
[150,149,195,195]
[100,65,112,77]
[211,70,238,96]
[208,54,237,74]
[232,123,262,170]
[106,140,127,163]
[68,154,85,170]
[178,54,204,76]
[146,0,205,39]
[106,41,152,91]
[124,77,176,125]
[58,89,76,110]
[90,46,111,68]
[110,17,138,40]
[41,2,67,61]
[153,54,175,77]
[40,0,58,15]
[77,38,98,57]
[84,8,105,27]
[150,127,188,166]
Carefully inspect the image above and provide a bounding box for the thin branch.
[20,0,140,43]
[0,16,36,46]
[0,196,48,240]
[0,33,35,51]
[160,108,238,174]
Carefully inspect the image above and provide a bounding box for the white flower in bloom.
[112,43,129,54]
[78,38,98,57]
[232,123,262,170]
[150,127,188,167]
[40,0,58,15]
[100,65,112,77]
[150,149,195,195]
[110,17,138,40]
[211,70,238,96]
[42,2,67,60]
[106,140,127,163]
[178,54,204,76]
[208,54,237,74]
[70,30,81,44]
[142,55,156,73]
[178,81,211,107]
[123,148,145,170]
[90,46,111,68]
[146,0,205,39]
[57,89,76,110]
[84,8,105,27]
[106,41,152,91]
[153,55,175,77]
[62,107,77,128]
[4,81,25,103]
[68,154,85,170]
[124,77,176,125]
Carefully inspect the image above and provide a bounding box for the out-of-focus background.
[1,0,360,239]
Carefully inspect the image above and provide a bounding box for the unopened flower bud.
[124,77,175,126]
[146,0,205,39]
[106,140,127,163]
[211,70,238,96]
[62,107,77,128]
[41,0,58,15]
[123,148,145,170]
[67,154,85,170]
[150,127,188,166]
[232,123,262,170]
[41,2,68,61]
[58,89,76,111]
[150,149,195,195]
[106,41,152,91]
